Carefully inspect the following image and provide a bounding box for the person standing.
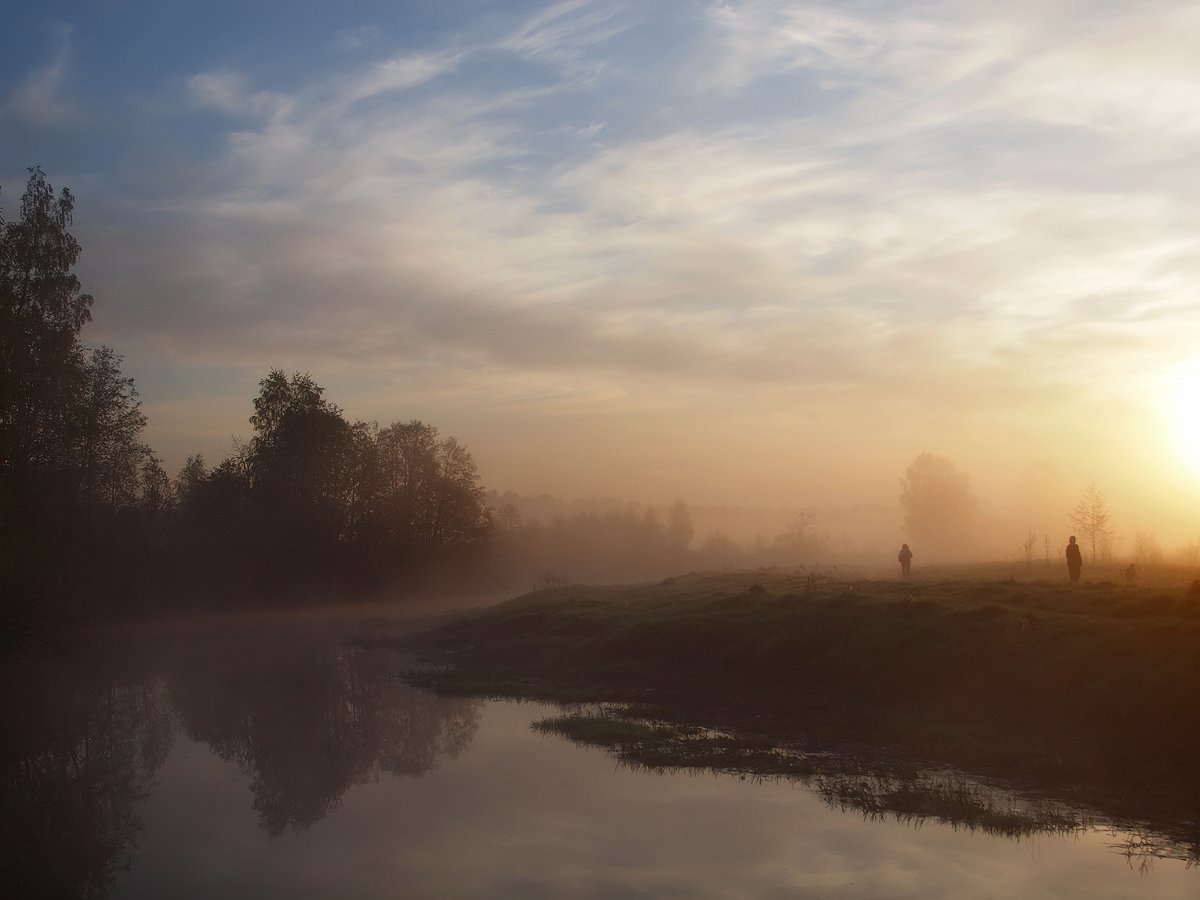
[898,543,913,578]
[1065,535,1083,583]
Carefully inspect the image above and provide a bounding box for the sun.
[1162,358,1200,479]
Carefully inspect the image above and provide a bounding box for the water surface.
[1,611,1195,898]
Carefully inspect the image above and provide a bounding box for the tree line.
[1,170,494,644]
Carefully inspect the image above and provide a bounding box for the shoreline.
[395,568,1200,857]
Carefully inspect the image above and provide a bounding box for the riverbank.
[400,567,1200,842]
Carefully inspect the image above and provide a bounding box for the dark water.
[1,610,1196,899]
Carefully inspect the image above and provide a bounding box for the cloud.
[188,71,292,119]
[499,0,632,73]
[0,21,82,128]
[339,51,462,104]
[336,25,382,51]
[66,0,1200,495]
[701,0,884,92]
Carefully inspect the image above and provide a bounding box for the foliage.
[0,170,498,633]
[172,370,493,601]
[0,170,156,631]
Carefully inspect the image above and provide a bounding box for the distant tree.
[899,453,977,557]
[1068,482,1113,564]
[666,499,694,551]
[1022,531,1038,569]
[175,454,208,508]
[1132,531,1162,566]
[698,531,741,567]
[137,456,174,519]
[494,502,522,535]
[773,511,824,559]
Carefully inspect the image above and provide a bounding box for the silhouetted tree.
[1069,482,1113,564]
[172,373,493,601]
[175,453,208,508]
[0,170,154,629]
[899,453,977,558]
[0,168,94,488]
[371,420,491,559]
[74,346,150,515]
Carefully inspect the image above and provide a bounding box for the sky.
[3,0,1200,548]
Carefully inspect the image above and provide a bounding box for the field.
[400,563,1200,845]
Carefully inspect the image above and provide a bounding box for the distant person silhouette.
[1065,535,1083,583]
[898,543,913,578]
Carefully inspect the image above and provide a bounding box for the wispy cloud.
[336,25,382,51]
[0,21,82,128]
[55,0,1200,509]
[339,51,462,104]
[188,71,292,119]
[500,0,633,73]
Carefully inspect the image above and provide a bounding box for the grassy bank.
[403,567,1200,832]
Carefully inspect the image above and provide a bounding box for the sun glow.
[1162,358,1200,480]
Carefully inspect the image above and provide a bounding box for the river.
[1,605,1195,898]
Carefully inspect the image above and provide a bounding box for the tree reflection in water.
[0,627,481,897]
[166,635,480,835]
[0,655,172,899]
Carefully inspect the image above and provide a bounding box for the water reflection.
[0,627,480,897]
[4,624,1197,899]
[0,656,171,899]
[534,709,1200,866]
[166,637,479,835]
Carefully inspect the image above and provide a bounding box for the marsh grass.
[531,713,676,746]
[533,710,1088,843]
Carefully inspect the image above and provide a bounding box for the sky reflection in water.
[121,700,1196,899]
[3,628,1196,899]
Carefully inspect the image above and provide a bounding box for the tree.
[0,170,153,627]
[175,454,209,508]
[1132,531,1162,566]
[1068,482,1113,564]
[0,168,94,492]
[899,453,977,558]
[666,499,694,552]
[73,346,150,514]
[1022,532,1038,569]
[372,420,490,555]
[774,511,824,558]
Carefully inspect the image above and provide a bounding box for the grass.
[398,565,1200,854]
[531,712,677,746]
[531,710,1088,843]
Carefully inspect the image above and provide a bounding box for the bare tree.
[1022,532,1038,569]
[1068,482,1113,564]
